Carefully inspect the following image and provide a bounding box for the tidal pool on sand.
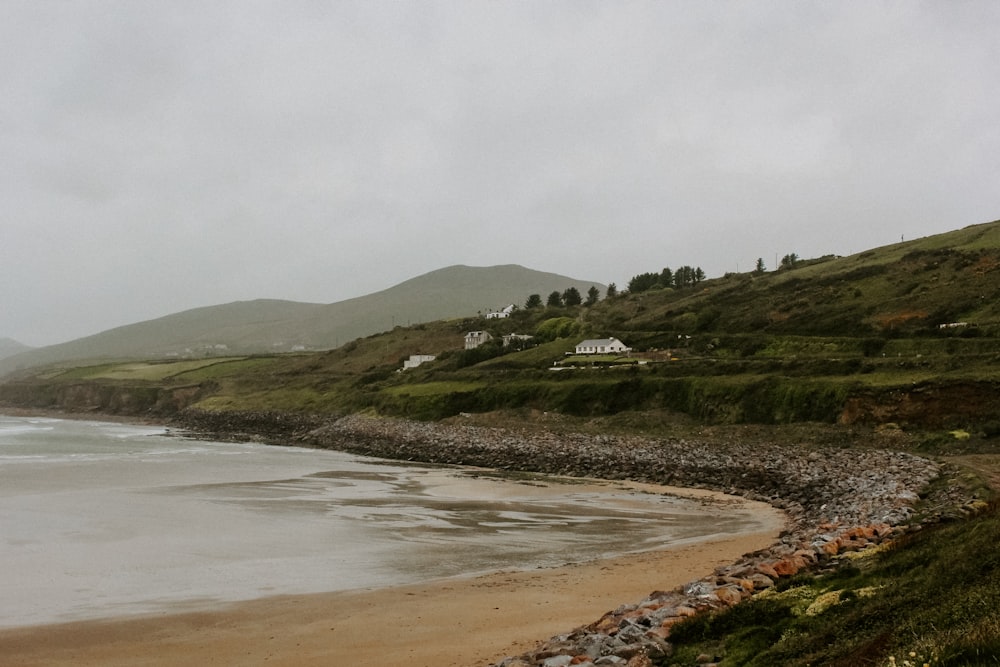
[0,414,772,627]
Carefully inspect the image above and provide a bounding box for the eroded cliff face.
[4,375,1000,430]
[839,380,1000,429]
[0,380,216,417]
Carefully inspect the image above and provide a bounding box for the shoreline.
[0,410,785,666]
[0,527,781,667]
[1,408,951,665]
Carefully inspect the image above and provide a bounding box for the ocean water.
[0,414,770,627]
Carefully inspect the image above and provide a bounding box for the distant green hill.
[0,338,32,362]
[0,265,604,377]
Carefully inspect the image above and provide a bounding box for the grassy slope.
[663,500,1000,666]
[584,219,1000,341]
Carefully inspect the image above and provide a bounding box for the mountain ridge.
[0,264,604,376]
[0,338,32,362]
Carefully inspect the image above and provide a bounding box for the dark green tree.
[628,272,659,293]
[562,286,582,306]
[780,253,799,269]
[605,282,618,298]
[546,290,563,307]
[585,285,601,306]
[659,267,673,288]
[455,338,505,368]
[525,293,543,309]
[754,257,766,274]
[673,266,687,287]
[674,265,700,287]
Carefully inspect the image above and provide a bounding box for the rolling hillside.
[5,219,1000,428]
[5,219,1000,430]
[0,264,603,377]
[580,219,1000,343]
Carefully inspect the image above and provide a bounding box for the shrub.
[535,317,580,342]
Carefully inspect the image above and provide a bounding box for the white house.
[575,337,631,355]
[485,304,516,319]
[465,331,494,350]
[401,354,436,370]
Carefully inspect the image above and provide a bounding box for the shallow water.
[0,414,770,627]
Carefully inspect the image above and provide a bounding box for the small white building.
[575,337,631,355]
[485,304,516,319]
[465,331,494,350]
[402,354,436,370]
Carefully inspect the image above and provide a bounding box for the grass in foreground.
[662,503,1000,667]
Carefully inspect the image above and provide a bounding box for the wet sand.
[0,413,786,665]
[0,525,780,667]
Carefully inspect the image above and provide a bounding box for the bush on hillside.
[535,317,580,342]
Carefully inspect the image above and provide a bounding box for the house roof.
[576,337,623,347]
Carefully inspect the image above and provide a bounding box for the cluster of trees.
[781,253,799,269]
[520,252,801,308]
[518,253,801,310]
[454,336,507,368]
[628,254,799,291]
[753,253,799,275]
[525,285,604,309]
[627,265,705,293]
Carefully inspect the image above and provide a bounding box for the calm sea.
[0,414,769,627]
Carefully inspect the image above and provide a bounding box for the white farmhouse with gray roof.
[575,337,631,355]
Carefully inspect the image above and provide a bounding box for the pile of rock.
[310,414,939,532]
[177,408,326,442]
[496,520,898,667]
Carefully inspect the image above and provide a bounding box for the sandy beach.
[0,523,779,667]
[0,413,789,666]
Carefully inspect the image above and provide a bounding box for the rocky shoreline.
[172,408,979,667]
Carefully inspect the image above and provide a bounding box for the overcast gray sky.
[3,1,998,346]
